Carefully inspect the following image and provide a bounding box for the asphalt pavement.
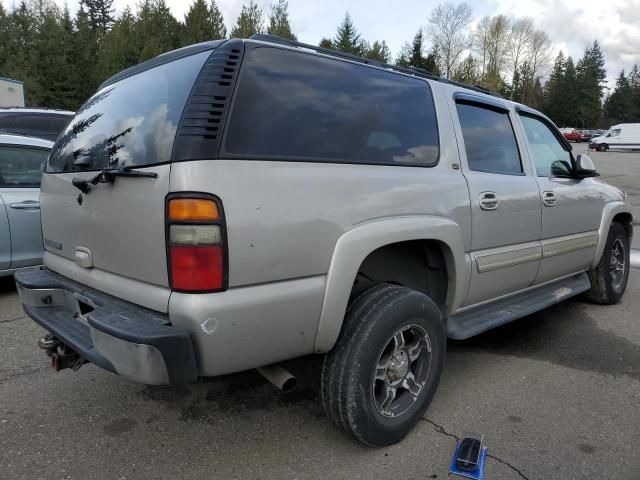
[0,147,639,479]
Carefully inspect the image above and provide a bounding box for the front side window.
[224,47,439,166]
[0,146,49,187]
[456,102,522,175]
[519,115,572,177]
[607,128,621,138]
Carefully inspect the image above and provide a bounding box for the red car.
[559,128,581,142]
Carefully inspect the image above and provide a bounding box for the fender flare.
[591,201,633,268]
[313,215,468,353]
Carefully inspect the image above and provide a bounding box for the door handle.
[479,192,499,211]
[9,201,40,210]
[542,191,556,207]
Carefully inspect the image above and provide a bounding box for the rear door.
[517,112,602,284]
[452,95,542,307]
[0,144,48,268]
[40,49,212,312]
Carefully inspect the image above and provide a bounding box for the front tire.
[586,222,630,304]
[320,284,446,446]
[597,143,608,152]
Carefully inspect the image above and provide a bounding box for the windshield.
[47,51,210,173]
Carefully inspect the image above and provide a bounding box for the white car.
[590,123,640,151]
[0,134,52,276]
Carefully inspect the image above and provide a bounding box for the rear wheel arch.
[313,216,467,353]
[353,239,451,312]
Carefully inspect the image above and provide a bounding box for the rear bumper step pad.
[15,267,197,385]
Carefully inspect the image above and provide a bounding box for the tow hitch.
[38,334,87,372]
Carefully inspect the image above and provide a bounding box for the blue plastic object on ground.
[449,440,487,480]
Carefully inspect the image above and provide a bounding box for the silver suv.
[15,36,633,446]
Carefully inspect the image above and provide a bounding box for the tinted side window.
[456,102,522,175]
[14,115,51,133]
[0,115,17,129]
[0,146,48,187]
[224,47,439,166]
[519,115,572,177]
[49,116,71,135]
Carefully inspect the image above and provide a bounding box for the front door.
[453,97,542,307]
[517,113,603,284]
[0,144,48,269]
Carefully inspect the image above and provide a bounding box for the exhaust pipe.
[257,364,297,393]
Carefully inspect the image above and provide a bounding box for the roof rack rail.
[248,34,502,99]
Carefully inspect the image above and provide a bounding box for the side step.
[447,273,591,340]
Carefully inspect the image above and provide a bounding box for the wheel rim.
[610,238,626,291]
[372,324,432,418]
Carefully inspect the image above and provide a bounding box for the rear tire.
[320,284,446,446]
[586,222,630,304]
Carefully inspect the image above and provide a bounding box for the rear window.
[47,51,210,173]
[223,47,439,166]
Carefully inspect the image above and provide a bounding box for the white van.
[590,123,640,151]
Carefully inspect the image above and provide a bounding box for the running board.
[447,273,591,340]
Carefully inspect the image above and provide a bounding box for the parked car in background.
[14,36,633,446]
[590,123,640,151]
[0,108,74,141]
[559,127,581,142]
[578,130,592,142]
[0,134,52,276]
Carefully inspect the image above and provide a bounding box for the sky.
[45,0,640,90]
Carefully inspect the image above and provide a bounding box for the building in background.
[0,77,25,107]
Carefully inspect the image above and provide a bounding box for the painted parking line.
[632,249,640,268]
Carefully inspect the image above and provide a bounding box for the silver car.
[14,37,633,446]
[0,134,51,276]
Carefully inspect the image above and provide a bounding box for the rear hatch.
[40,47,216,312]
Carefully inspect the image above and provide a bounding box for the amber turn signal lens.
[168,198,219,221]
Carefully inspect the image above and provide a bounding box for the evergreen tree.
[183,0,226,45]
[267,0,295,40]
[72,4,100,104]
[332,12,365,55]
[231,0,263,38]
[575,41,607,126]
[365,40,391,63]
[96,7,141,83]
[81,0,115,39]
[318,37,333,49]
[452,54,478,84]
[543,52,568,125]
[136,0,181,61]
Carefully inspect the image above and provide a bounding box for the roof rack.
[248,34,502,99]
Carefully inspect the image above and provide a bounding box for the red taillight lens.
[169,245,224,291]
[167,196,226,292]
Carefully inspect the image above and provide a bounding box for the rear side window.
[0,146,48,187]
[47,51,210,173]
[224,47,439,166]
[49,116,71,135]
[0,115,17,129]
[14,115,51,133]
[456,102,522,175]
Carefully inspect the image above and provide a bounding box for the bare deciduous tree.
[521,29,553,102]
[428,1,473,79]
[507,17,534,99]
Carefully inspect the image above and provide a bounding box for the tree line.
[0,0,637,128]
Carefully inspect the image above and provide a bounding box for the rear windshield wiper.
[72,166,158,194]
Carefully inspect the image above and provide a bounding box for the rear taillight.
[166,196,227,292]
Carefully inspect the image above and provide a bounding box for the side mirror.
[574,154,599,178]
